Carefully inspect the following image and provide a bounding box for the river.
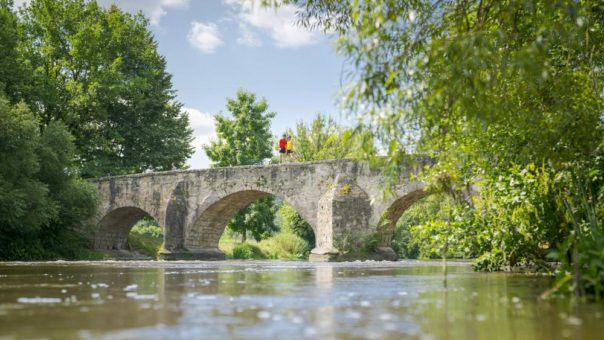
[0,261,602,339]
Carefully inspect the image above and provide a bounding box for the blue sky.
[148,1,347,168]
[14,0,348,168]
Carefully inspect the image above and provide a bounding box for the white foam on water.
[123,284,138,291]
[17,297,62,304]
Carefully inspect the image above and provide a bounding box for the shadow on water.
[0,260,603,339]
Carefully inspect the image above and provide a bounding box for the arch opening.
[94,206,161,252]
[376,190,429,254]
[379,191,468,260]
[186,190,315,259]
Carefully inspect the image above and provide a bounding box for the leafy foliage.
[392,194,448,259]
[0,99,54,232]
[548,158,604,298]
[204,89,276,166]
[131,218,163,238]
[297,0,604,297]
[0,0,28,103]
[220,229,310,260]
[288,113,376,162]
[472,164,567,271]
[278,203,315,247]
[258,232,310,259]
[0,98,98,260]
[204,89,278,242]
[128,220,163,258]
[226,196,279,242]
[0,0,191,259]
[16,0,193,177]
[393,193,478,260]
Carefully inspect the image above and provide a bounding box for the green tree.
[0,99,55,232]
[229,197,279,242]
[0,97,98,260]
[204,89,276,166]
[0,0,29,103]
[290,113,376,162]
[298,0,604,296]
[204,89,278,242]
[299,0,602,173]
[18,0,193,177]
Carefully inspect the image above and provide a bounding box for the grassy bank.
[70,223,309,261]
[126,223,163,259]
[219,229,310,260]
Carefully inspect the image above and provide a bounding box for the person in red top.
[278,134,287,163]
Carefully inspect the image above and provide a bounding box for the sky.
[15,0,348,169]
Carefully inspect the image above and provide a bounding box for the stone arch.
[376,189,430,249]
[185,189,315,255]
[374,182,478,258]
[94,206,157,250]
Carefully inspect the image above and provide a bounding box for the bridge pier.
[309,174,386,262]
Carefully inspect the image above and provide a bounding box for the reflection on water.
[0,261,603,339]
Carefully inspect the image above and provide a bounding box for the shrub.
[258,232,310,259]
[391,193,477,260]
[128,221,163,258]
[232,243,266,259]
[130,221,163,238]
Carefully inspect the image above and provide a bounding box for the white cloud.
[226,1,321,48]
[161,0,189,7]
[98,0,190,26]
[185,107,216,149]
[187,21,224,54]
[236,22,262,47]
[183,107,216,169]
[12,0,30,8]
[15,1,189,26]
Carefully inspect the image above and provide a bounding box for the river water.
[0,261,602,339]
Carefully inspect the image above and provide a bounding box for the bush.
[391,223,419,259]
[258,232,310,259]
[473,164,568,270]
[128,220,163,258]
[0,225,98,261]
[391,193,477,260]
[232,243,266,259]
[131,219,163,238]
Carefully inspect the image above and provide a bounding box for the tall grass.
[257,233,310,259]
[219,229,310,260]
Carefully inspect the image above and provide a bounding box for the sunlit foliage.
[296,0,604,297]
[8,0,193,177]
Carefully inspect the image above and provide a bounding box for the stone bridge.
[90,159,435,261]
